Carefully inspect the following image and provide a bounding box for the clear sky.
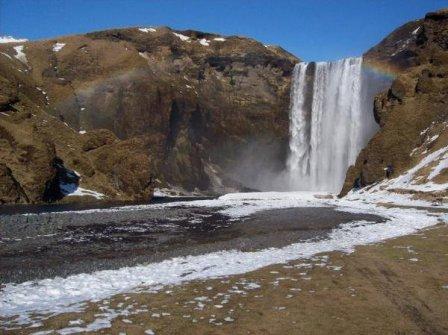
[0,0,446,61]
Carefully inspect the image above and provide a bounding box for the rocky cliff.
[0,27,298,204]
[341,9,448,198]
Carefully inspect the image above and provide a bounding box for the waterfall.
[287,57,389,192]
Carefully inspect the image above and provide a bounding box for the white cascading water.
[287,57,389,192]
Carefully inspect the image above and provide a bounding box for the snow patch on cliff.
[53,42,66,52]
[199,38,210,46]
[139,27,156,33]
[13,45,27,63]
[173,32,191,42]
[383,146,448,192]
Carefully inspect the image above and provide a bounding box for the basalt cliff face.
[0,27,298,204]
[2,10,447,205]
[341,9,448,198]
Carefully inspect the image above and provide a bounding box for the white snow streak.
[67,187,105,199]
[428,153,448,180]
[172,32,191,42]
[382,146,448,192]
[13,45,27,63]
[52,42,66,52]
[139,27,156,33]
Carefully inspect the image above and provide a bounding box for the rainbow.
[362,58,401,80]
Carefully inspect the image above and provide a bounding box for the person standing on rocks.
[385,164,394,179]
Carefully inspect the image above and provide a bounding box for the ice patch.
[52,42,66,52]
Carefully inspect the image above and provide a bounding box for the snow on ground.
[365,146,448,194]
[67,187,105,200]
[172,32,191,42]
[13,45,27,63]
[428,153,448,180]
[213,37,226,42]
[1,191,446,330]
[0,36,28,43]
[58,171,105,200]
[139,27,156,33]
[153,188,178,197]
[60,181,104,199]
[52,42,66,52]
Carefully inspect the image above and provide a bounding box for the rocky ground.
[1,191,446,334]
[3,220,447,335]
[0,206,383,283]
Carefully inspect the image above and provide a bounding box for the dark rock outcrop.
[340,8,448,196]
[42,157,80,202]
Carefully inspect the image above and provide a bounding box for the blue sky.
[1,0,446,61]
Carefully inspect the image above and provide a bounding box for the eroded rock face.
[340,9,448,196]
[0,164,29,204]
[0,47,156,203]
[0,27,298,203]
